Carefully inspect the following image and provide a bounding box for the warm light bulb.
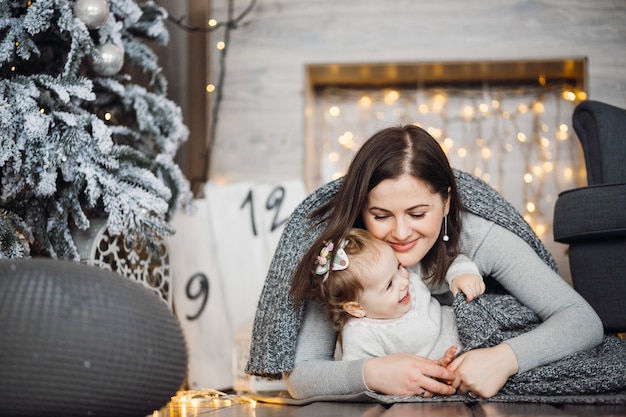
[216,41,225,50]
[428,127,442,139]
[359,96,372,108]
[535,224,547,237]
[384,89,399,105]
[338,133,351,147]
[104,112,112,120]
[206,84,216,93]
[461,105,474,120]
[433,93,447,105]
[562,90,577,101]
[329,106,341,117]
[526,202,536,213]
[208,19,218,27]
[542,162,554,173]
[524,173,533,183]
[563,168,574,180]
[432,94,446,112]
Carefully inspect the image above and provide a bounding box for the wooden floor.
[157,400,626,417]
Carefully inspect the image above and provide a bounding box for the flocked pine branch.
[0,0,192,260]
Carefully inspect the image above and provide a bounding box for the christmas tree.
[0,0,192,260]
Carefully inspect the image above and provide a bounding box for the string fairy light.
[314,83,586,240]
[154,0,258,189]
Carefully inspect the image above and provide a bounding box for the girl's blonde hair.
[313,228,387,330]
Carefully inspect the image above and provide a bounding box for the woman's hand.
[363,353,457,397]
[447,343,519,398]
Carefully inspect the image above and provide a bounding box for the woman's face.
[362,174,450,267]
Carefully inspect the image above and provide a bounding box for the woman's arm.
[284,300,366,398]
[285,300,457,399]
[451,214,604,397]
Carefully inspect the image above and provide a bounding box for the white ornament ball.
[92,43,124,76]
[74,0,110,30]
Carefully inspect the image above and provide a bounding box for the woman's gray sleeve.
[469,221,603,373]
[284,300,368,398]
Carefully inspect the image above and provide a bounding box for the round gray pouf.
[0,258,188,417]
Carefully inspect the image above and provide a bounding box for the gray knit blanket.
[454,293,626,397]
[246,170,557,379]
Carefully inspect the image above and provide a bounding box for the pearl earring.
[443,215,449,242]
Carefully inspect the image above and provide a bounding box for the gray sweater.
[246,170,603,399]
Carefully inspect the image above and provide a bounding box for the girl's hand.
[447,343,519,398]
[437,345,458,367]
[364,353,457,397]
[450,274,485,302]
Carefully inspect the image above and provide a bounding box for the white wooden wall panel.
[208,0,626,184]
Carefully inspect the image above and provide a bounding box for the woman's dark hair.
[290,124,462,308]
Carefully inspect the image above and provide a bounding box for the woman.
[246,124,603,400]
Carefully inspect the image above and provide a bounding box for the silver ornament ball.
[74,0,110,30]
[92,43,124,76]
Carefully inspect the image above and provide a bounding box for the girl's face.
[345,243,412,319]
[362,174,450,267]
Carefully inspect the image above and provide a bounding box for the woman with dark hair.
[246,124,603,400]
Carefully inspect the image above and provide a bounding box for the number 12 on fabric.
[168,181,306,390]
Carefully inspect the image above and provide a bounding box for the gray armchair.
[553,100,626,333]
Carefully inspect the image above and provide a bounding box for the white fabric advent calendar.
[166,180,306,390]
